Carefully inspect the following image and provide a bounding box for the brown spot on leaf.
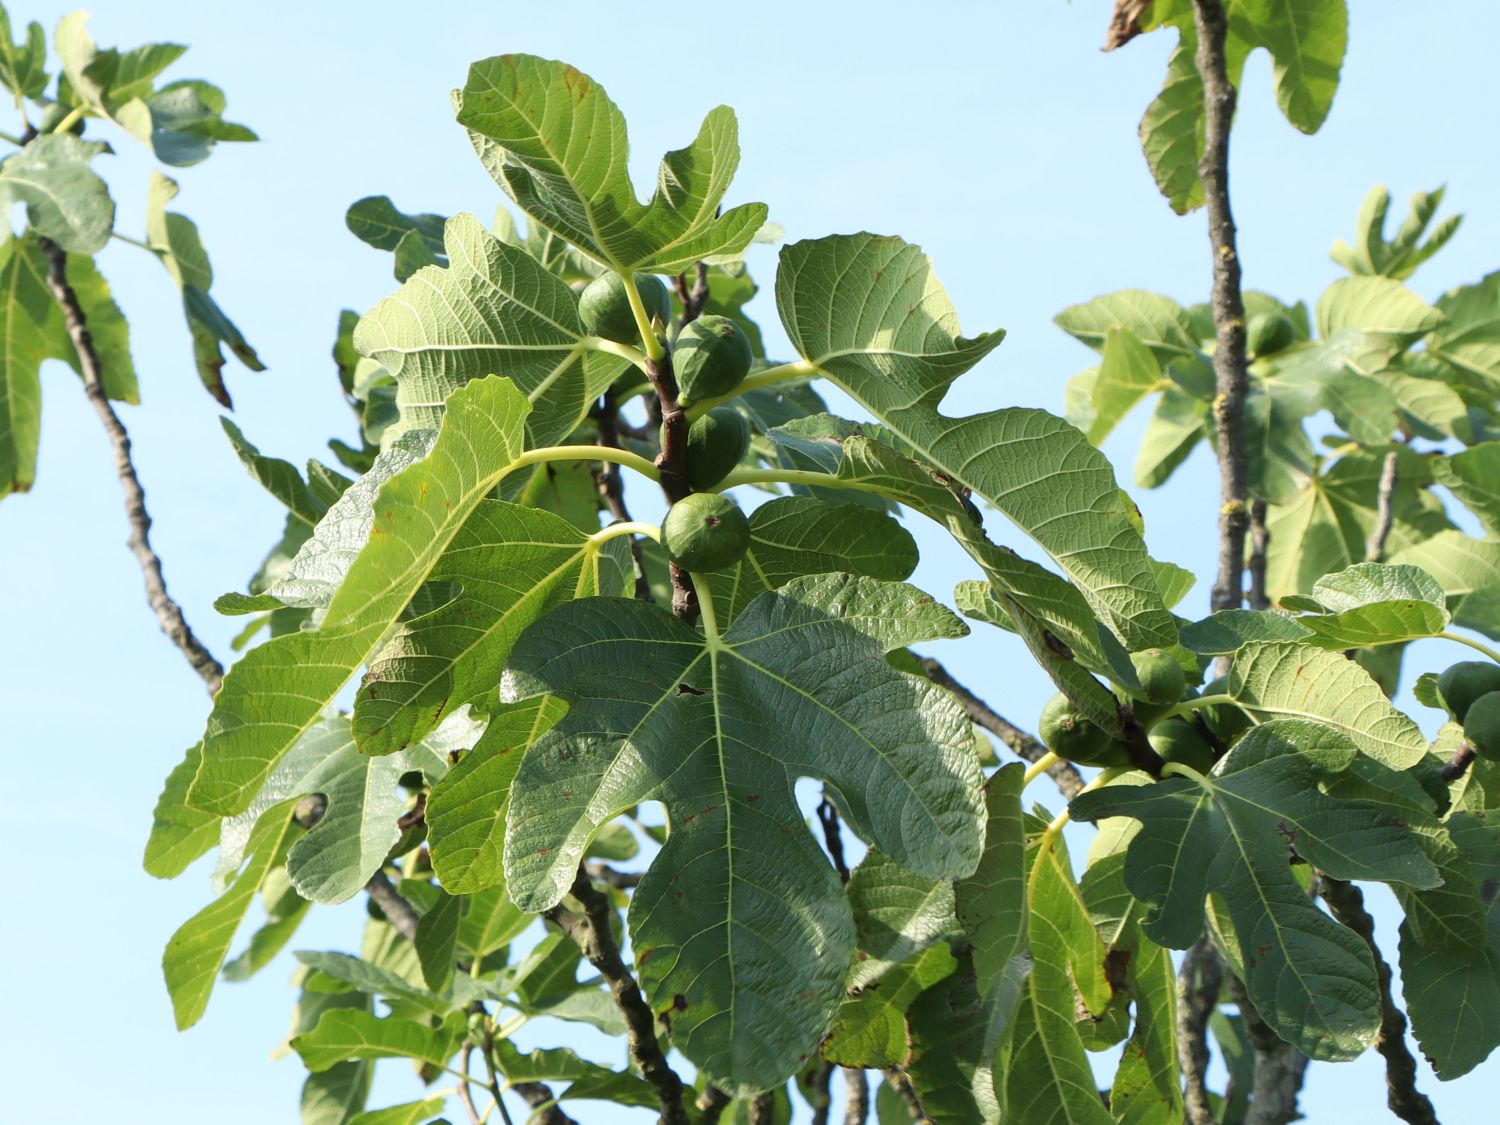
[677,682,705,696]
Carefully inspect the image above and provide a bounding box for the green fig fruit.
[579,271,671,347]
[1147,717,1216,773]
[1246,311,1297,357]
[675,314,752,405]
[670,407,751,490]
[1131,648,1186,704]
[1462,691,1500,762]
[661,492,752,572]
[1437,661,1500,723]
[1038,693,1131,767]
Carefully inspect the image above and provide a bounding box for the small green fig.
[661,492,752,572]
[1437,661,1500,723]
[675,314,752,405]
[1131,648,1187,705]
[1462,691,1500,762]
[671,407,751,490]
[1038,693,1131,767]
[579,271,671,347]
[1147,717,1216,773]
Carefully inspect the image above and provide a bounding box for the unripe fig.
[669,407,751,490]
[1463,691,1500,762]
[579,272,671,347]
[1247,311,1297,357]
[1147,718,1216,773]
[1131,648,1186,704]
[661,493,752,572]
[675,315,752,405]
[1437,661,1500,723]
[1038,693,1131,767]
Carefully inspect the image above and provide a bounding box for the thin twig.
[39,237,225,693]
[1189,0,1251,619]
[1177,937,1223,1125]
[596,388,654,602]
[364,869,421,942]
[675,262,711,325]
[480,1034,517,1125]
[1228,974,1309,1125]
[882,1067,932,1124]
[1441,743,1477,782]
[544,866,691,1125]
[808,1060,836,1125]
[1365,450,1400,563]
[842,1069,869,1125]
[1247,497,1270,611]
[512,1081,581,1125]
[817,799,851,883]
[586,861,643,890]
[1320,878,1440,1125]
[748,1092,776,1125]
[645,345,698,622]
[697,1085,732,1125]
[917,657,1085,798]
[458,1043,486,1125]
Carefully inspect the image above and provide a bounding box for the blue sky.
[4,1,1499,1120]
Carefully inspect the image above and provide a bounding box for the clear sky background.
[4,1,1499,1120]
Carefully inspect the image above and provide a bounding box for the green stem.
[685,359,821,419]
[1161,761,1212,786]
[589,519,660,545]
[512,443,661,482]
[618,271,666,362]
[1155,692,1236,723]
[110,231,160,253]
[1441,631,1500,665]
[713,466,884,498]
[49,104,87,135]
[582,335,649,372]
[1022,751,1060,787]
[0,126,23,146]
[1037,765,1125,851]
[691,570,721,645]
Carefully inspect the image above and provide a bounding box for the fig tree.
[673,407,751,490]
[1130,648,1186,704]
[1247,311,1297,357]
[661,492,752,572]
[1463,691,1500,762]
[579,271,671,347]
[1148,717,1216,773]
[1038,693,1131,767]
[675,314,752,405]
[1436,661,1500,723]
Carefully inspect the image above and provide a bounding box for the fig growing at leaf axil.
[675,314,752,405]
[1148,717,1216,773]
[1130,647,1186,704]
[661,492,752,572]
[578,271,672,347]
[1437,661,1500,723]
[1462,691,1500,762]
[669,407,751,490]
[1038,693,1131,767]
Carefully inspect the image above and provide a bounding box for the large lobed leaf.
[1070,720,1436,1059]
[185,376,532,816]
[776,233,1175,652]
[500,574,985,1092]
[454,54,766,273]
[354,212,623,447]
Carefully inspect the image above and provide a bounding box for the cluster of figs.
[580,272,756,573]
[1437,661,1500,762]
[1037,649,1235,773]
